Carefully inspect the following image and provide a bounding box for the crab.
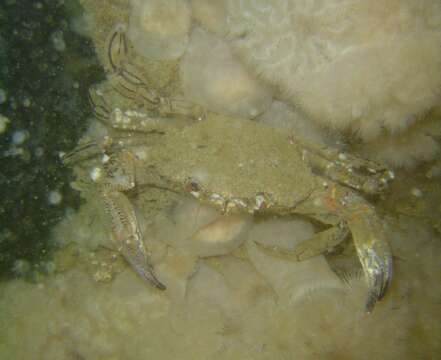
[63,27,394,313]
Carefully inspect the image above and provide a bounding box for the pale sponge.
[128,0,192,59]
[225,0,441,140]
[180,27,272,118]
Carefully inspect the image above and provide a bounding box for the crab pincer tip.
[363,248,393,313]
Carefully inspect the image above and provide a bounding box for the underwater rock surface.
[0,211,440,359]
[1,0,441,359]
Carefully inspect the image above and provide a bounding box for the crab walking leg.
[254,223,349,261]
[108,108,189,133]
[105,27,206,120]
[100,187,165,289]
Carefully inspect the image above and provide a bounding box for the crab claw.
[120,237,166,290]
[347,209,393,313]
[315,184,393,313]
[355,239,393,312]
[100,170,166,290]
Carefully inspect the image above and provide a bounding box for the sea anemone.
[225,0,441,141]
[190,0,228,36]
[180,27,272,119]
[257,100,341,146]
[128,0,192,59]
[355,108,441,168]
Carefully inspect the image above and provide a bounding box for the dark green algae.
[0,0,104,280]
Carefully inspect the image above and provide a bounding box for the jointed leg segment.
[255,182,392,313]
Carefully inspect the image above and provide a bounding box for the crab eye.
[186,179,201,193]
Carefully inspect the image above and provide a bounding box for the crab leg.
[296,136,394,195]
[256,183,392,313]
[66,146,164,289]
[106,26,205,120]
[254,222,349,261]
[108,108,191,133]
[100,186,165,289]
[107,24,128,73]
[309,184,392,312]
[99,150,165,289]
[342,198,392,313]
